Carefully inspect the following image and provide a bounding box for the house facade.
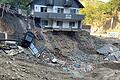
[28,0,84,31]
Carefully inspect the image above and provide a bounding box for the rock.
[63,67,70,72]
[84,64,93,72]
[74,63,80,68]
[51,58,57,63]
[105,51,120,61]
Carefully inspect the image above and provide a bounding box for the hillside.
[81,0,120,33]
[0,2,120,80]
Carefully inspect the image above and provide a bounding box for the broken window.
[57,21,63,26]
[69,22,75,27]
[57,8,64,13]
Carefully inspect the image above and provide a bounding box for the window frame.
[57,8,64,13]
[56,21,63,27]
[69,22,75,27]
[41,7,47,12]
[70,9,76,14]
[41,20,48,26]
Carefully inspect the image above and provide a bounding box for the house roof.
[75,0,84,8]
[27,0,84,8]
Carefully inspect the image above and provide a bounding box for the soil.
[0,11,120,80]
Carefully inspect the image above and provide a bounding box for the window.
[41,7,47,12]
[25,35,33,42]
[70,9,76,14]
[34,5,40,12]
[69,22,75,27]
[57,21,63,26]
[57,8,64,13]
[41,20,48,26]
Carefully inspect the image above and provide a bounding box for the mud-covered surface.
[0,55,75,80]
[1,12,120,80]
[83,62,120,80]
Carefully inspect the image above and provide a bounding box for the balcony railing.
[33,12,84,20]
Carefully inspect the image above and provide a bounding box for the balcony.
[34,12,49,18]
[33,12,84,20]
[49,13,84,20]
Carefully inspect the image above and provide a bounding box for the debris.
[105,51,120,61]
[74,63,81,68]
[29,43,39,55]
[84,64,93,72]
[5,46,24,56]
[51,58,57,63]
[97,44,119,56]
[63,67,70,72]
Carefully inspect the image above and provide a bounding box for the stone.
[74,63,80,68]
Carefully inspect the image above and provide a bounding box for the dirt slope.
[0,55,78,80]
[83,62,120,80]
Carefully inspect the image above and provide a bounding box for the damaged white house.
[27,0,85,31]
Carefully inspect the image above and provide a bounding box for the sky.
[99,0,110,3]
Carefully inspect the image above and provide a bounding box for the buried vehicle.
[21,31,35,48]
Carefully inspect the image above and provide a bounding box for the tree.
[0,0,30,10]
[80,0,120,28]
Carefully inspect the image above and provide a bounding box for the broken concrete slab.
[104,51,120,62]
[5,46,24,56]
[97,44,119,56]
[106,55,118,61]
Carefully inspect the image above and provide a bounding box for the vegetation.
[0,0,120,32]
[81,0,120,29]
[0,0,30,9]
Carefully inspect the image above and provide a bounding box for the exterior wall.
[47,6,53,13]
[34,5,54,13]
[34,5,47,12]
[53,21,59,28]
[64,7,70,14]
[70,7,80,14]
[63,21,69,28]
[36,19,80,30]
[72,21,78,28]
[33,5,80,14]
[30,0,84,31]
[52,20,78,29]
[40,19,53,28]
[32,0,81,8]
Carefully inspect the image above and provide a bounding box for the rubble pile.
[75,30,97,54]
[69,49,103,64]
[1,12,120,80]
[0,12,28,40]
[97,43,120,61]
